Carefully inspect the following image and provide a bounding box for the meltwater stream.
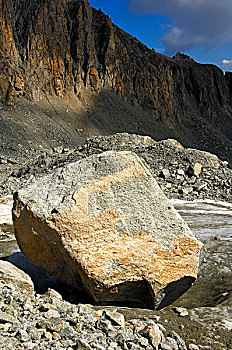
[171,199,232,243]
[170,199,232,334]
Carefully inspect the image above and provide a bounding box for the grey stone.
[0,260,34,294]
[221,161,228,168]
[138,337,150,347]
[193,163,202,176]
[13,151,202,310]
[173,307,189,317]
[189,177,197,184]
[125,342,141,350]
[177,169,185,176]
[176,175,185,181]
[97,317,113,333]
[160,343,173,350]
[76,339,97,349]
[16,329,30,342]
[186,164,202,177]
[0,335,21,349]
[28,329,42,341]
[168,331,187,349]
[0,310,16,324]
[44,309,60,319]
[77,304,94,314]
[182,187,193,195]
[160,169,171,179]
[188,345,199,350]
[104,310,125,328]
[165,337,179,350]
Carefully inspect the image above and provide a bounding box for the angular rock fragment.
[13,151,202,309]
[0,260,34,294]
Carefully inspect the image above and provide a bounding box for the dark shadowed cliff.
[1,0,232,161]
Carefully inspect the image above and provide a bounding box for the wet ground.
[172,199,232,242]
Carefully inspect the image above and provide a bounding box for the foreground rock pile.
[1,133,232,203]
[0,265,209,350]
[0,216,230,349]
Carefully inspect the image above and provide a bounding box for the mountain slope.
[1,0,232,161]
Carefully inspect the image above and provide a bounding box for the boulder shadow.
[2,252,93,304]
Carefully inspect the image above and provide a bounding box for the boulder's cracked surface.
[13,151,202,309]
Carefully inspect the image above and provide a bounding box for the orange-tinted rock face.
[0,0,73,103]
[0,0,24,104]
[13,151,202,309]
[1,0,232,134]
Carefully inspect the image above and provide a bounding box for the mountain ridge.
[1,0,232,161]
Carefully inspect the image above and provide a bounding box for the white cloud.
[128,0,232,55]
[221,59,232,71]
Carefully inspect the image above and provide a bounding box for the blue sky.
[89,0,232,71]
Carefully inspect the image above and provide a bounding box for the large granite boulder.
[13,151,202,309]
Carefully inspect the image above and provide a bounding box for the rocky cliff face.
[1,0,232,159]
